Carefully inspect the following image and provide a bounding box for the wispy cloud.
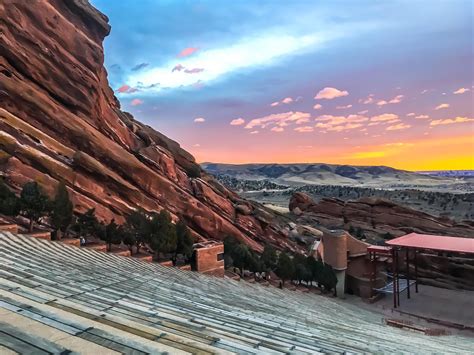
[131,98,143,106]
[230,118,245,126]
[313,104,322,110]
[370,113,399,122]
[435,103,450,110]
[130,30,341,91]
[184,67,205,74]
[336,104,353,109]
[245,111,311,129]
[386,123,411,130]
[194,117,206,123]
[117,84,138,94]
[314,87,349,100]
[294,126,314,133]
[376,95,404,106]
[131,63,149,71]
[178,47,199,57]
[430,116,473,126]
[271,126,284,132]
[453,87,470,94]
[415,114,429,119]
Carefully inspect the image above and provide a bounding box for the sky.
[92,0,474,171]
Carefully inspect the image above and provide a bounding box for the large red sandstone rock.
[0,0,297,253]
[290,192,474,238]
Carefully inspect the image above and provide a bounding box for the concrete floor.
[375,285,474,327]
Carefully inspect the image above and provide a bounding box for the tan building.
[192,241,225,277]
[314,230,386,298]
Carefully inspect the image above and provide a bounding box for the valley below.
[205,163,474,222]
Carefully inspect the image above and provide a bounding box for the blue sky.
[92,0,473,169]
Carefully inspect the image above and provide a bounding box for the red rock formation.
[290,192,474,238]
[0,0,299,253]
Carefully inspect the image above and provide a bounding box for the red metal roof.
[386,233,474,254]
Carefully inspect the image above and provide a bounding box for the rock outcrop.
[0,0,300,253]
[289,192,474,239]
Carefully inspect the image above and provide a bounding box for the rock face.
[289,192,474,238]
[0,0,299,253]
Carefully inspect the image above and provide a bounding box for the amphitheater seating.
[0,232,472,354]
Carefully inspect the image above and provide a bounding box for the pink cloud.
[172,64,184,72]
[281,97,294,104]
[336,104,353,109]
[453,87,469,94]
[184,67,204,74]
[270,101,279,107]
[131,98,143,106]
[250,130,259,134]
[245,111,311,130]
[313,104,322,110]
[360,94,374,104]
[294,126,314,133]
[194,117,206,123]
[117,84,138,94]
[370,113,399,122]
[415,114,429,119]
[386,123,411,131]
[271,127,284,132]
[315,87,348,100]
[178,47,199,57]
[430,116,473,126]
[435,103,450,110]
[230,118,245,126]
[406,112,416,117]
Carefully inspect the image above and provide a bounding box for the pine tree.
[51,181,73,239]
[19,182,50,232]
[0,179,20,216]
[148,210,177,259]
[261,244,278,272]
[75,208,99,241]
[102,219,123,251]
[276,252,295,286]
[174,219,194,264]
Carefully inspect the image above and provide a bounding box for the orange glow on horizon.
[191,133,474,171]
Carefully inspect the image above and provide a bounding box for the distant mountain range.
[201,163,473,190]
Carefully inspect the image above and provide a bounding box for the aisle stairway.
[0,232,472,354]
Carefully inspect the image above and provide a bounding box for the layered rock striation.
[289,192,474,238]
[0,0,298,252]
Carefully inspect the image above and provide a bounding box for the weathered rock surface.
[290,192,474,238]
[0,0,300,253]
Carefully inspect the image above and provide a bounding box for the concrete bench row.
[0,232,473,354]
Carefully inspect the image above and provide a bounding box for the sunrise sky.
[93,0,473,171]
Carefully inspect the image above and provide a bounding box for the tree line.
[224,236,338,294]
[0,179,193,263]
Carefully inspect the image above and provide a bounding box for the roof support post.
[392,248,397,308]
[406,247,410,299]
[414,249,418,293]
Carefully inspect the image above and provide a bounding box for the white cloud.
[270,101,279,107]
[421,89,428,94]
[358,110,368,114]
[194,117,206,123]
[453,87,470,94]
[370,113,399,122]
[435,103,450,110]
[314,87,348,100]
[250,130,259,134]
[313,104,322,110]
[295,118,310,124]
[294,126,314,133]
[128,30,339,91]
[376,95,403,106]
[245,111,311,129]
[336,104,353,109]
[281,97,294,104]
[415,114,429,119]
[360,94,374,104]
[430,117,474,126]
[406,112,416,117]
[386,123,411,131]
[230,118,245,126]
